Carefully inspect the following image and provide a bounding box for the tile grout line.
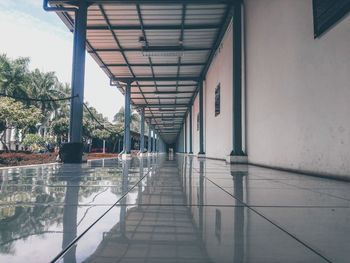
[194,168,333,263]
[50,159,154,263]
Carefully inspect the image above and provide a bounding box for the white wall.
[204,21,234,160]
[245,0,350,177]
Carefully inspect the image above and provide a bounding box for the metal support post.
[124,84,131,154]
[60,1,88,163]
[189,108,193,154]
[140,107,145,153]
[198,81,205,155]
[69,1,87,143]
[184,115,187,153]
[231,3,244,156]
[148,121,152,153]
[153,132,156,153]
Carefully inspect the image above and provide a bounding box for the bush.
[22,134,55,151]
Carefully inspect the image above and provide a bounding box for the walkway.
[0,155,349,262]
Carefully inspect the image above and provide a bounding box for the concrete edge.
[0,162,60,170]
[187,154,350,182]
[226,155,248,164]
[248,162,350,182]
[87,157,119,162]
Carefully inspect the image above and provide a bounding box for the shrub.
[22,134,54,151]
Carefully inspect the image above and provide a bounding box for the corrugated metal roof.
[50,0,233,143]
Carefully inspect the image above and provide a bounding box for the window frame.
[215,84,220,117]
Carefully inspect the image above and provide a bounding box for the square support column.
[60,1,88,163]
[230,3,245,157]
[151,129,155,153]
[189,108,193,154]
[148,121,152,154]
[198,81,205,156]
[156,134,158,153]
[139,107,145,154]
[124,84,131,155]
[184,115,188,153]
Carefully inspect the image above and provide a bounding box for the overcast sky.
[0,0,124,121]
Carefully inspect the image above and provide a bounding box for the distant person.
[48,144,54,153]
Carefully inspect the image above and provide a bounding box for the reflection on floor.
[1,154,350,263]
[83,158,211,263]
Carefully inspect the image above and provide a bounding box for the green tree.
[84,103,107,123]
[50,118,69,144]
[0,98,42,152]
[0,55,31,149]
[22,134,55,151]
[0,54,30,99]
[22,134,46,150]
[50,116,97,144]
[92,123,124,152]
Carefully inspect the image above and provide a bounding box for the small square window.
[215,84,220,117]
[197,113,200,131]
[215,209,221,243]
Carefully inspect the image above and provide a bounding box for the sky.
[0,0,125,122]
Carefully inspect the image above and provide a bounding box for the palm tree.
[28,69,61,119]
[0,54,30,98]
[113,106,140,132]
[54,82,71,119]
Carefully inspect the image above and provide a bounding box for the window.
[313,0,350,38]
[215,84,220,117]
[197,113,200,131]
[215,209,221,243]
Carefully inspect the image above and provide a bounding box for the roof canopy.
[50,0,235,143]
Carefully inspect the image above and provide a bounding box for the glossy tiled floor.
[0,154,349,262]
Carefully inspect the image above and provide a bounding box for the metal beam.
[103,63,205,67]
[115,77,200,83]
[136,3,160,106]
[99,4,159,127]
[131,91,194,94]
[87,24,220,30]
[175,4,186,107]
[139,104,189,107]
[49,0,238,5]
[131,84,196,88]
[150,116,184,119]
[133,96,191,100]
[200,5,232,79]
[89,47,211,52]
